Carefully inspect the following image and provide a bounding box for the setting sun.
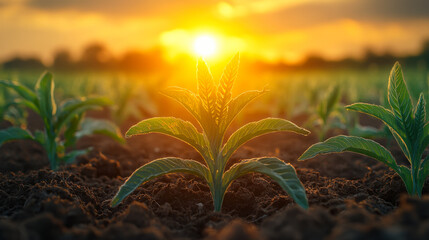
[193,35,217,57]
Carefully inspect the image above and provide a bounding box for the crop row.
[0,54,428,212]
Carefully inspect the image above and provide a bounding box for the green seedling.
[0,87,27,127]
[305,85,342,140]
[111,54,310,212]
[108,79,157,125]
[299,62,429,197]
[0,72,124,170]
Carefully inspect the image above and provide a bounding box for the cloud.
[238,0,429,33]
[27,0,218,16]
[23,0,429,35]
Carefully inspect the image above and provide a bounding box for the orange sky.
[1,0,429,64]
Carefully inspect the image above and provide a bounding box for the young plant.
[0,86,27,127]
[107,79,157,125]
[299,62,429,197]
[111,54,310,212]
[0,72,124,170]
[305,85,342,141]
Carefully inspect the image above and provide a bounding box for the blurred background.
[1,0,429,131]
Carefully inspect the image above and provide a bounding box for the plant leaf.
[387,62,414,140]
[299,135,399,171]
[64,114,83,147]
[161,87,202,124]
[63,148,91,164]
[111,157,210,207]
[55,97,112,131]
[197,58,216,119]
[0,127,34,145]
[319,85,340,123]
[390,127,411,161]
[347,102,412,160]
[221,90,266,132]
[418,155,429,194]
[215,53,239,124]
[76,118,124,144]
[414,93,426,142]
[35,72,56,127]
[126,117,211,161]
[0,80,37,104]
[222,157,308,209]
[222,118,309,162]
[0,80,39,112]
[397,165,413,195]
[418,123,429,162]
[326,85,340,117]
[346,103,405,138]
[34,130,46,146]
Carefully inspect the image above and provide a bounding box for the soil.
[1,116,429,240]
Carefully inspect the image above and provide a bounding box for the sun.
[193,35,217,57]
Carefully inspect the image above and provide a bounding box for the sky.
[1,0,429,64]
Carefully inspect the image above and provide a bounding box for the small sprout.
[299,62,429,197]
[0,72,124,170]
[305,84,342,141]
[111,53,310,212]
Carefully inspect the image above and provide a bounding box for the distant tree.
[303,54,329,68]
[79,43,113,70]
[119,48,165,72]
[2,57,45,70]
[421,40,429,62]
[53,49,73,70]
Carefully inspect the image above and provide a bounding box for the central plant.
[111,54,310,211]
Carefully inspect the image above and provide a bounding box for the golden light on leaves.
[194,35,217,57]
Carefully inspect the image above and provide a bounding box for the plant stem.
[211,151,226,212]
[212,172,224,212]
[411,148,422,197]
[45,119,58,170]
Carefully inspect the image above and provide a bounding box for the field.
[2,63,429,240]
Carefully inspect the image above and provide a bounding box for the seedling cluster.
[1,55,428,213]
[0,72,124,170]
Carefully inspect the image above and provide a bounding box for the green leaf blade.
[222,118,309,161]
[320,85,340,123]
[35,72,56,123]
[111,157,210,207]
[63,148,91,164]
[299,135,399,171]
[223,157,308,209]
[346,103,404,137]
[0,127,34,145]
[76,118,124,144]
[161,87,202,124]
[0,80,37,105]
[215,53,239,124]
[414,93,426,141]
[221,90,266,132]
[55,97,112,131]
[126,117,211,162]
[388,62,414,139]
[397,165,413,195]
[197,58,216,119]
[418,123,429,160]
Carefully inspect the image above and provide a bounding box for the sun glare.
[193,35,217,57]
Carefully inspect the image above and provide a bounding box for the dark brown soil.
[1,118,429,240]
